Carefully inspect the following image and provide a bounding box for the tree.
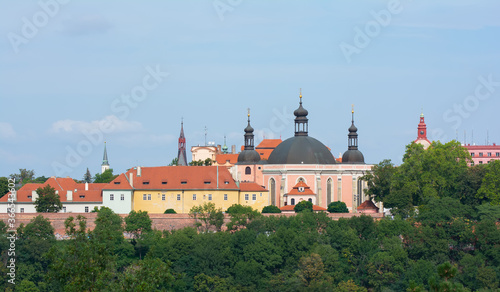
[204,158,213,166]
[189,160,204,166]
[164,208,177,214]
[476,160,500,205]
[113,258,175,291]
[361,159,396,203]
[168,157,178,166]
[189,203,225,232]
[0,177,9,198]
[294,200,313,213]
[328,201,349,213]
[10,168,35,184]
[34,185,62,213]
[93,168,118,183]
[225,204,260,231]
[193,273,230,292]
[262,205,281,213]
[83,168,92,183]
[125,210,152,240]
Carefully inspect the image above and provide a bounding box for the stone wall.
[0,212,384,238]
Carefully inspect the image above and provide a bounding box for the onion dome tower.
[101,142,110,174]
[267,90,336,164]
[222,135,229,154]
[237,109,261,164]
[342,106,365,164]
[177,119,188,166]
[414,111,431,149]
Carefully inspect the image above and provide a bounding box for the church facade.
[233,92,379,212]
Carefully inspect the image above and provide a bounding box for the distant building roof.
[279,204,328,212]
[239,182,268,192]
[256,139,283,160]
[357,200,379,212]
[286,181,315,196]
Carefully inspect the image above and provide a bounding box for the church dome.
[342,149,365,164]
[267,136,336,164]
[237,149,261,163]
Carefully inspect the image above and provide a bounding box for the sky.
[1,0,500,179]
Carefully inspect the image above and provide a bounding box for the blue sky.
[1,0,500,179]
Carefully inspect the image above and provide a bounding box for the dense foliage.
[262,205,281,213]
[34,185,62,213]
[1,202,498,291]
[328,201,349,213]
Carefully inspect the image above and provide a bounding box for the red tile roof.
[127,166,239,190]
[279,204,327,212]
[357,200,379,211]
[256,139,282,160]
[102,173,133,190]
[239,182,268,192]
[0,177,105,203]
[214,154,239,165]
[286,181,315,196]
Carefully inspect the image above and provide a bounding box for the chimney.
[231,145,236,154]
[85,182,88,191]
[67,190,73,201]
[129,172,134,188]
[31,190,38,202]
[137,166,141,177]
[217,145,222,153]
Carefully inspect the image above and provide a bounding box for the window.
[291,198,295,205]
[193,194,197,200]
[63,207,66,213]
[148,194,151,200]
[245,194,249,201]
[28,195,32,199]
[143,181,150,185]
[479,153,483,157]
[110,194,114,201]
[252,194,256,200]
[308,198,313,203]
[181,181,187,184]
[85,206,89,213]
[177,194,181,201]
[20,208,24,213]
[121,194,125,201]
[114,181,120,184]
[224,181,229,184]
[488,152,492,157]
[496,152,500,157]
[471,153,475,157]
[208,194,212,201]
[162,194,166,201]
[79,195,85,198]
[245,167,251,175]
[162,181,168,185]
[143,194,147,200]
[224,194,228,200]
[479,161,483,164]
[204,181,211,185]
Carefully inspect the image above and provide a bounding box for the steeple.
[342,106,365,164]
[293,89,309,136]
[222,135,228,154]
[177,119,188,166]
[237,108,261,164]
[244,108,255,150]
[415,111,431,149]
[101,142,110,174]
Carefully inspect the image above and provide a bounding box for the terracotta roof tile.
[256,139,282,148]
[102,173,133,190]
[279,204,327,211]
[357,200,379,210]
[286,181,315,196]
[239,182,268,192]
[214,154,239,165]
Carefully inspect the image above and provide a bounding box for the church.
[232,92,380,212]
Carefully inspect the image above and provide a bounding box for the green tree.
[34,185,62,213]
[168,157,178,166]
[262,205,281,213]
[226,204,260,231]
[193,273,231,292]
[361,159,396,203]
[189,202,225,232]
[125,210,152,240]
[204,158,213,166]
[83,168,92,183]
[93,168,118,183]
[0,177,9,198]
[328,201,349,213]
[10,168,35,184]
[294,200,313,213]
[476,160,500,205]
[113,258,175,291]
[16,279,40,292]
[164,208,177,214]
[189,160,204,166]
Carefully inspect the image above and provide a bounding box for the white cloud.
[50,115,142,134]
[0,123,16,139]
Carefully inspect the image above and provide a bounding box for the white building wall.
[102,190,133,214]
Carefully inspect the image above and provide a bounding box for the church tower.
[177,120,188,166]
[414,112,431,149]
[237,109,261,164]
[101,142,110,174]
[342,106,365,164]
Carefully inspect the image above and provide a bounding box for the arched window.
[245,166,251,175]
[327,178,332,206]
[297,177,305,183]
[270,178,276,206]
[291,198,295,205]
[308,198,313,203]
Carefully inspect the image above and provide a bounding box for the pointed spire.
[101,142,110,174]
[177,119,188,166]
[222,135,228,154]
[244,108,255,149]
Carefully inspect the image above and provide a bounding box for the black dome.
[237,150,261,164]
[267,136,336,164]
[342,149,365,164]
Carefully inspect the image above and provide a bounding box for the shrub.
[294,201,313,213]
[262,205,281,213]
[164,208,177,214]
[328,201,349,213]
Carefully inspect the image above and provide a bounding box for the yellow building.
[119,166,267,214]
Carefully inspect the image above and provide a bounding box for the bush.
[294,201,313,213]
[164,208,177,214]
[262,205,281,213]
[328,201,349,213]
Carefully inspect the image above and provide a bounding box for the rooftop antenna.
[204,126,207,146]
[464,130,466,145]
[456,130,458,142]
[472,130,474,145]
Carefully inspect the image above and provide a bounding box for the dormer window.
[181,180,187,184]
[142,181,150,185]
[80,195,85,198]
[162,181,168,185]
[28,195,32,199]
[224,181,229,185]
[298,187,305,192]
[204,181,211,185]
[114,181,121,185]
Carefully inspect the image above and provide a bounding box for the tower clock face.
[420,131,424,135]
